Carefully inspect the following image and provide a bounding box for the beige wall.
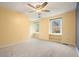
[62,10,76,46]
[39,17,49,40]
[39,10,76,46]
[0,6,29,46]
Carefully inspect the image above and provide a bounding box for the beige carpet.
[0,38,78,57]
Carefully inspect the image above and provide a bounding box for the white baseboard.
[75,47,79,56]
[0,40,27,48]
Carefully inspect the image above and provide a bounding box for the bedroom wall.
[62,10,76,46]
[39,10,76,46]
[39,17,49,40]
[0,6,29,47]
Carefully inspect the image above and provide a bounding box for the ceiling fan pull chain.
[38,13,41,18]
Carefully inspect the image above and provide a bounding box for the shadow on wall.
[77,2,79,51]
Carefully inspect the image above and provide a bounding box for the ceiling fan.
[27,2,50,13]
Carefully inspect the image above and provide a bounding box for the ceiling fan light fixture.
[36,10,42,12]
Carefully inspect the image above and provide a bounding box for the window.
[33,22,39,33]
[49,17,62,35]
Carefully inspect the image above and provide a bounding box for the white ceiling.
[0,2,77,21]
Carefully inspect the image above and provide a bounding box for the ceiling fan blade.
[27,3,36,9]
[41,2,48,8]
[42,10,50,12]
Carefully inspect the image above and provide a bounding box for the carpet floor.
[0,38,78,57]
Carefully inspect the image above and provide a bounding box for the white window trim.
[49,17,62,35]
